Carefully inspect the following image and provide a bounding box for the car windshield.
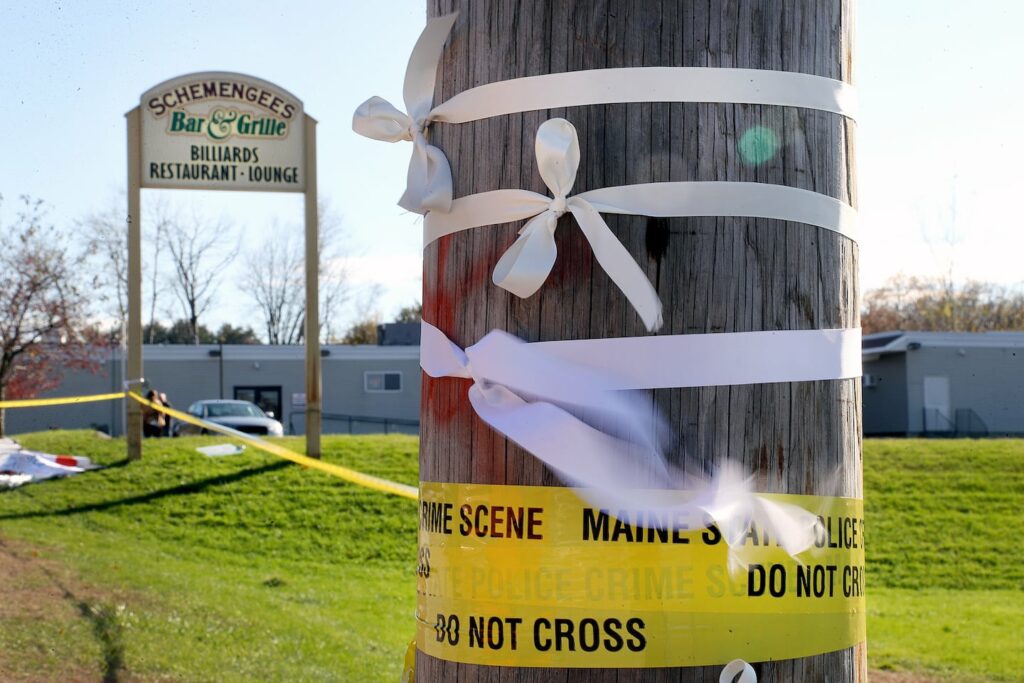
[206,403,263,418]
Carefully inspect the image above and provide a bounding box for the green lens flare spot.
[738,126,779,166]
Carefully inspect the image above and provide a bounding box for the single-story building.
[863,331,1024,436]
[5,342,421,437]
[15,329,1024,439]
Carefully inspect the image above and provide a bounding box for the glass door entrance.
[234,386,282,419]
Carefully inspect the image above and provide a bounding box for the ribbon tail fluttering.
[568,200,663,331]
[491,213,559,299]
[421,321,823,565]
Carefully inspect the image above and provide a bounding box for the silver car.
[174,399,284,437]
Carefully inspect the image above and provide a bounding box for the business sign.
[140,72,305,192]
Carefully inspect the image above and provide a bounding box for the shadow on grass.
[0,537,127,682]
[0,461,290,521]
[77,601,126,683]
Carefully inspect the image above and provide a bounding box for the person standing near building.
[142,389,166,438]
[160,392,174,437]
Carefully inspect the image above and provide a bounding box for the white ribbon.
[422,117,858,332]
[354,14,857,215]
[533,326,862,389]
[433,66,858,123]
[352,14,457,213]
[420,320,668,494]
[421,321,860,559]
[422,320,860,400]
[425,177,859,247]
[486,118,664,330]
[720,659,758,683]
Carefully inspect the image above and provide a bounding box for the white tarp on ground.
[0,446,97,489]
[196,444,246,457]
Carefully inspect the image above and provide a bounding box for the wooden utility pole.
[125,107,143,460]
[303,114,322,459]
[420,1,860,680]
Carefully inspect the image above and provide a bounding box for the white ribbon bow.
[421,321,821,560]
[352,14,457,214]
[482,118,664,331]
[422,117,860,332]
[354,12,858,217]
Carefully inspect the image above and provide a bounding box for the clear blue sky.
[1,1,1021,331]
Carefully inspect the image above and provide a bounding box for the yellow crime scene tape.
[0,391,418,501]
[133,393,419,500]
[417,482,866,667]
[5,392,869,667]
[0,391,128,408]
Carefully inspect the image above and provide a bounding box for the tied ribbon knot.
[351,14,457,213]
[419,320,669,495]
[423,114,858,332]
[355,12,859,221]
[490,118,664,331]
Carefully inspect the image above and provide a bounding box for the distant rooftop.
[863,330,1024,355]
[111,344,420,362]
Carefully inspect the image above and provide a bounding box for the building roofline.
[110,344,421,362]
[863,330,1024,356]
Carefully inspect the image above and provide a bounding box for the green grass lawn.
[1,432,1021,681]
[0,431,419,681]
[863,439,1024,681]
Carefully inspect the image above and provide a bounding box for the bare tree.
[243,221,304,344]
[339,284,384,345]
[863,275,1024,334]
[242,200,351,344]
[165,211,238,345]
[0,195,98,436]
[82,195,174,342]
[317,203,352,343]
[146,202,173,343]
[81,196,129,328]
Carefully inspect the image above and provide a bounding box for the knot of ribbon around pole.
[472,118,666,331]
[352,12,858,217]
[423,115,860,333]
[420,321,826,560]
[352,14,457,213]
[419,320,665,493]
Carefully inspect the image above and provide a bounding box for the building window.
[365,371,402,393]
[234,386,282,418]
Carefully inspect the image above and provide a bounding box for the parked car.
[174,399,284,437]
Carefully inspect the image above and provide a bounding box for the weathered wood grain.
[420,1,862,679]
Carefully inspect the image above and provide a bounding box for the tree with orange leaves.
[0,195,100,436]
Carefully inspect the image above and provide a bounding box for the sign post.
[125,108,143,460]
[126,72,320,458]
[303,116,321,459]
